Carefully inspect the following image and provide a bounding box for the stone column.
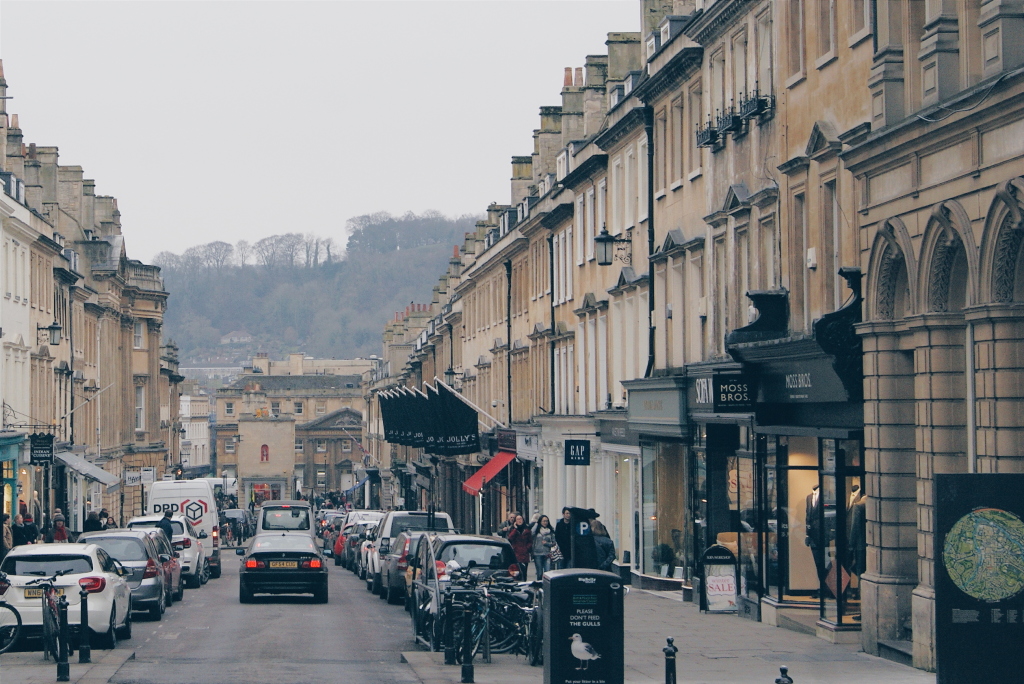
[919,0,961,107]
[970,304,1024,472]
[858,322,918,657]
[979,0,1024,79]
[869,0,907,129]
[910,313,969,672]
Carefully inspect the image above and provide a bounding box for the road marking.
[160,633,180,639]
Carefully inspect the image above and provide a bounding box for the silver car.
[78,530,172,620]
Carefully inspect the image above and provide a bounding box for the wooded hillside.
[154,211,477,362]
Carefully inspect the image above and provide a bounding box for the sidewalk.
[0,648,134,684]
[401,590,936,684]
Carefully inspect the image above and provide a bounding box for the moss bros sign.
[691,375,754,412]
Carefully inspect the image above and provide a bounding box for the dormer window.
[646,34,661,60]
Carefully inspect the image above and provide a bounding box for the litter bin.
[544,568,624,684]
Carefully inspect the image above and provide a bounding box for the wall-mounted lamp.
[594,224,632,266]
[37,321,62,346]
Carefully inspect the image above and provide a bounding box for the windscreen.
[262,507,311,531]
[251,536,316,552]
[391,515,453,536]
[439,543,516,569]
[84,537,148,562]
[129,520,185,535]
[1,554,93,576]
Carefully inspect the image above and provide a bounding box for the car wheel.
[200,560,210,585]
[358,563,366,581]
[333,554,341,567]
[210,563,221,579]
[372,572,382,595]
[174,579,185,602]
[149,591,165,620]
[166,581,174,605]
[116,600,133,641]
[388,582,404,605]
[314,583,329,604]
[97,608,117,649]
[239,583,253,604]
[379,575,388,601]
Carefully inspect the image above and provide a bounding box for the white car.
[128,515,207,587]
[0,542,133,648]
[366,511,454,595]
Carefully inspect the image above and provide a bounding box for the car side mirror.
[117,565,129,577]
[199,530,208,539]
[235,548,245,555]
[159,554,171,563]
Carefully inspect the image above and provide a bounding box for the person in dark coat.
[82,511,104,533]
[21,515,40,545]
[591,520,616,572]
[11,514,33,546]
[498,513,517,539]
[554,507,573,569]
[156,510,175,543]
[506,515,532,578]
[566,507,600,570]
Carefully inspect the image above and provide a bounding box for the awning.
[462,450,516,497]
[55,452,120,493]
[343,475,369,496]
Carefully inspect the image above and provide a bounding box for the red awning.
[462,450,516,496]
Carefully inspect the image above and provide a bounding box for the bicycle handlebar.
[24,570,70,586]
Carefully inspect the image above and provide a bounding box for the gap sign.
[565,440,591,466]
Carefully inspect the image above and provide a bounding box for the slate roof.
[226,375,362,391]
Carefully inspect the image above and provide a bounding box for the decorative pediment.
[722,184,751,214]
[528,322,552,340]
[806,120,842,160]
[608,267,648,295]
[573,292,610,317]
[660,229,687,253]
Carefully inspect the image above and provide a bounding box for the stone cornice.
[684,0,756,46]
[634,46,703,105]
[560,153,608,191]
[540,201,574,230]
[595,107,647,151]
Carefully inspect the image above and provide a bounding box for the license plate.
[269,561,297,569]
[24,587,64,599]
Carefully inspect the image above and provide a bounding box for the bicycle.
[25,570,70,662]
[0,572,23,654]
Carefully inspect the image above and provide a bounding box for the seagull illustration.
[569,633,601,670]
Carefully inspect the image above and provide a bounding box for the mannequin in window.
[847,484,866,576]
[804,485,827,581]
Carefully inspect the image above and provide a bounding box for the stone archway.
[981,178,1024,303]
[868,218,916,321]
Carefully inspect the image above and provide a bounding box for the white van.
[147,479,222,578]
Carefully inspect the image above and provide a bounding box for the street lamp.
[594,224,632,267]
[38,321,62,346]
[444,366,457,386]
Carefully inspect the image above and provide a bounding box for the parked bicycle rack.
[56,595,70,682]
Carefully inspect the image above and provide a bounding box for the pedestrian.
[49,514,71,543]
[507,514,532,579]
[11,514,32,546]
[554,507,573,569]
[82,511,104,533]
[591,520,616,572]
[531,514,556,580]
[106,517,118,529]
[0,513,12,561]
[498,512,517,539]
[156,509,175,543]
[98,509,109,525]
[21,515,40,544]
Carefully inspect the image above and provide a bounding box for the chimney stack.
[575,67,584,86]
[563,67,573,87]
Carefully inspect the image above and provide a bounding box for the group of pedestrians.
[498,506,617,579]
[0,508,120,561]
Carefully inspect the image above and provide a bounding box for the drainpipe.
[644,107,656,378]
[966,320,977,473]
[548,236,556,413]
[505,260,513,424]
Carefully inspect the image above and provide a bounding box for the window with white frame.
[316,403,326,415]
[316,469,326,487]
[612,159,624,232]
[756,10,773,94]
[294,401,303,415]
[575,196,585,266]
[133,320,145,349]
[271,401,280,416]
[316,439,327,452]
[585,187,596,260]
[225,439,235,454]
[817,0,836,59]
[341,439,352,453]
[637,139,648,222]
[225,402,234,416]
[625,149,637,228]
[135,385,145,431]
[295,439,303,452]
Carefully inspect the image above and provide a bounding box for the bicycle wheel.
[0,603,22,654]
[527,608,543,666]
[41,598,59,661]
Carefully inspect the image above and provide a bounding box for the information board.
[29,433,54,465]
[936,474,1024,684]
[124,470,142,486]
[543,569,623,684]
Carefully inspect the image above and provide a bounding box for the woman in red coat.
[506,514,532,579]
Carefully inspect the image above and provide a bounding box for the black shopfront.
[725,276,865,640]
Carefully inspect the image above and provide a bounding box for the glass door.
[821,439,864,624]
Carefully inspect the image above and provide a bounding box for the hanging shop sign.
[141,467,157,484]
[565,440,591,466]
[495,428,517,452]
[935,474,1024,684]
[29,433,54,465]
[691,375,755,413]
[124,470,143,487]
[701,545,738,613]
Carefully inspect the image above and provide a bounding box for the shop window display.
[641,441,689,578]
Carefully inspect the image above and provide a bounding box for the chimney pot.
[563,67,573,87]
[575,67,583,86]
[10,113,18,128]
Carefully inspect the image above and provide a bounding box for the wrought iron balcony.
[717,108,743,134]
[738,89,774,120]
[695,121,720,148]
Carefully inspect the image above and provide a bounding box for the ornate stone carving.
[876,247,903,320]
[992,215,1024,303]
[928,234,960,312]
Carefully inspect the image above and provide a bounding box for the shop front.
[623,375,687,590]
[243,479,286,507]
[596,410,639,579]
[728,276,865,642]
[0,431,25,517]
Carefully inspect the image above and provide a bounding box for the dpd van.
[148,479,221,578]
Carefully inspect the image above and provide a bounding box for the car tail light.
[245,559,265,569]
[301,559,322,569]
[142,558,159,579]
[174,538,191,549]
[0,578,9,595]
[397,539,411,570]
[212,527,219,548]
[79,577,106,593]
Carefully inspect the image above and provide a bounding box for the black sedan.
[237,532,328,603]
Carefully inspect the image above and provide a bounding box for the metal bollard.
[775,665,794,683]
[664,637,678,684]
[56,595,70,682]
[79,588,92,663]
[443,592,456,665]
[460,600,474,683]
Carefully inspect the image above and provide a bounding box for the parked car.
[409,534,517,649]
[78,529,181,620]
[367,511,455,595]
[341,509,385,528]
[381,530,430,605]
[357,522,380,583]
[145,530,184,604]
[0,542,133,648]
[337,521,368,569]
[236,532,328,603]
[256,500,315,540]
[127,514,206,588]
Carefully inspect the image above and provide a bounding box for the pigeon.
[569,633,601,670]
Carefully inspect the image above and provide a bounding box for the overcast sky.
[0,0,637,262]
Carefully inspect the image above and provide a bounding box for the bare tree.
[254,235,281,268]
[205,241,234,272]
[236,240,251,267]
[303,233,320,268]
[321,236,336,264]
[278,233,304,267]
[152,251,181,269]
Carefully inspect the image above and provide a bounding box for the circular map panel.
[943,508,1024,602]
